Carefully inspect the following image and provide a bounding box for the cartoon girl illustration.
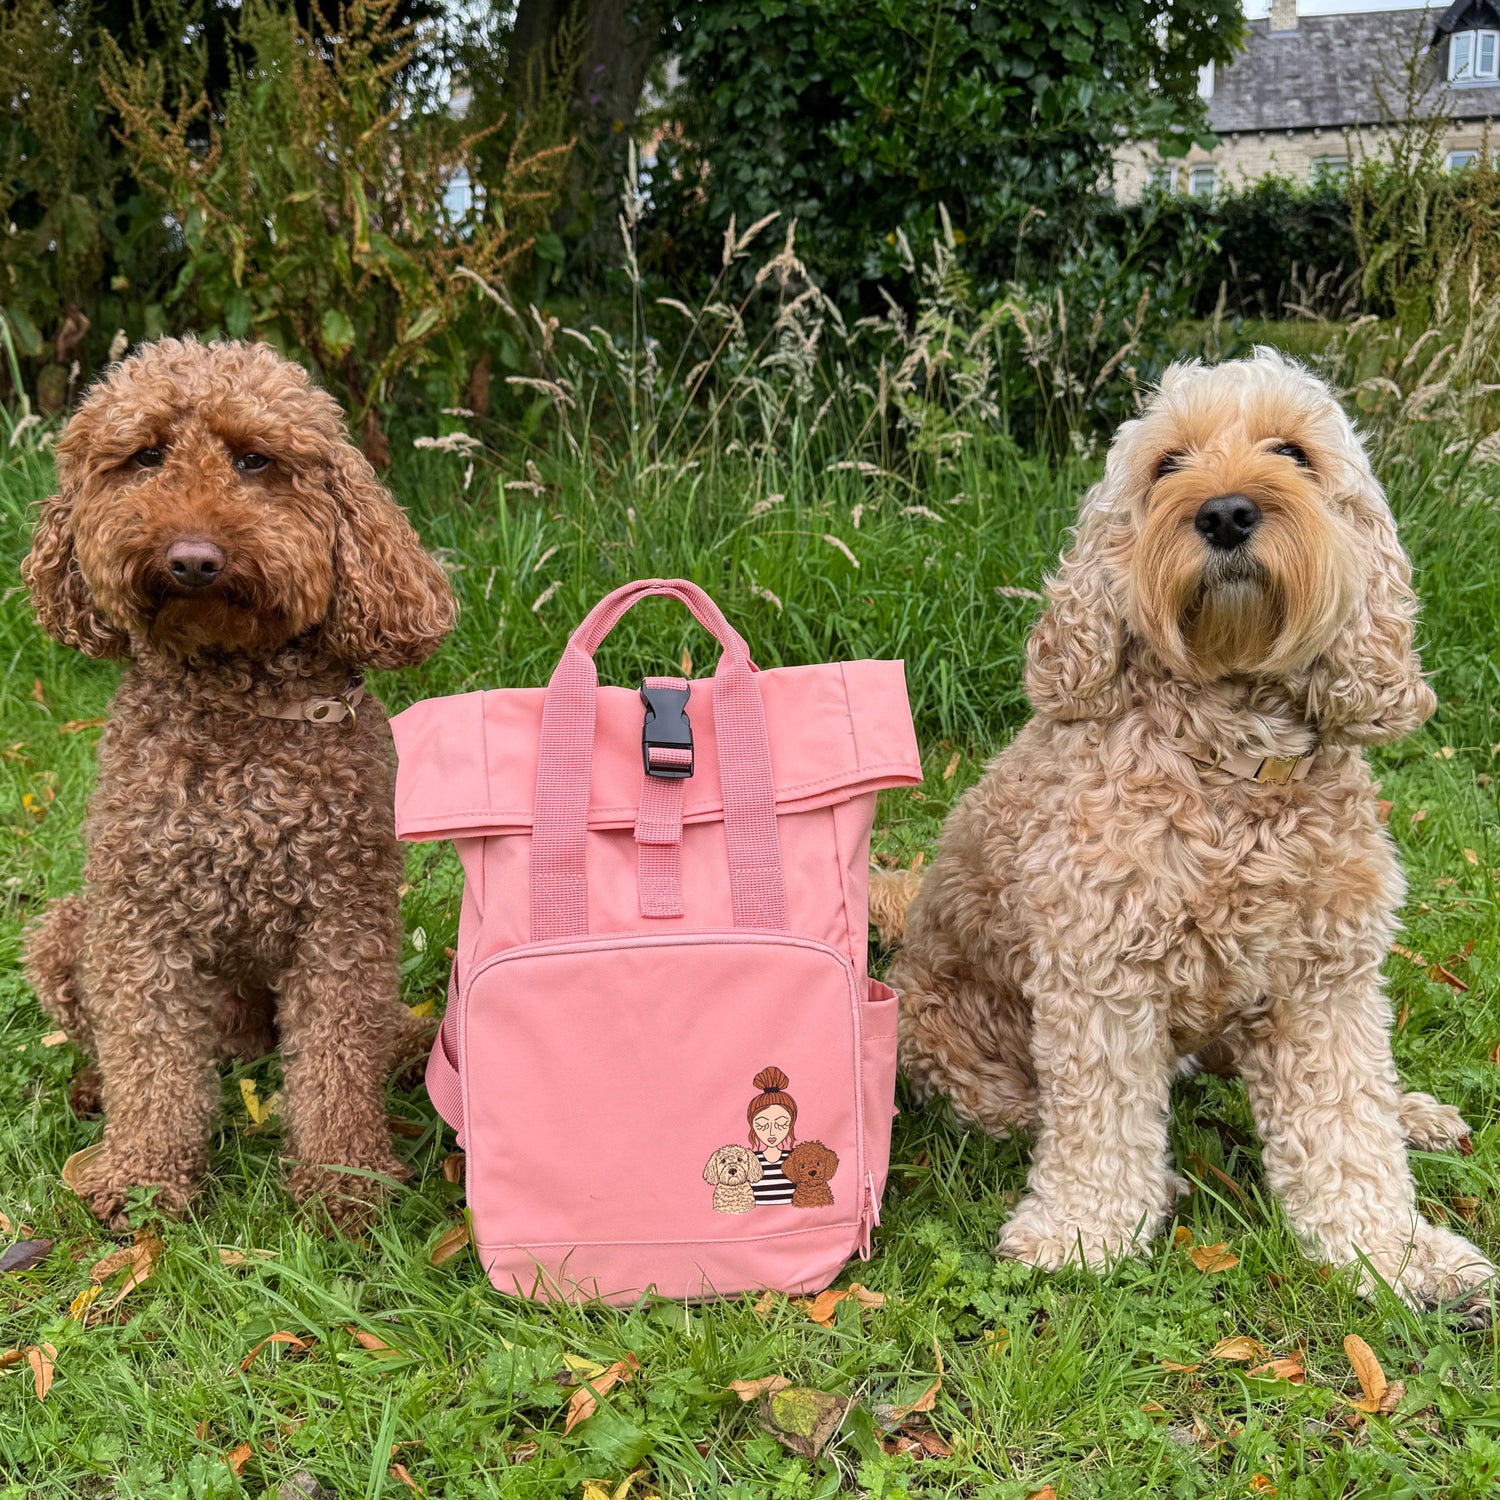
[746,1066,799,1206]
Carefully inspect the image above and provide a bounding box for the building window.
[1188,164,1217,197]
[1311,155,1349,181]
[1448,149,1481,171]
[1146,163,1178,194]
[1449,29,1500,82]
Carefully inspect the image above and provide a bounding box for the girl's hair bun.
[753,1066,789,1093]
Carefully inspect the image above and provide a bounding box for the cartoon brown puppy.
[782,1140,838,1208]
[703,1143,762,1213]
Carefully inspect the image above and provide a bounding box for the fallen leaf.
[429,1219,470,1267]
[760,1386,847,1459]
[1409,808,1427,827]
[39,1030,68,1047]
[240,1332,310,1371]
[563,1352,639,1434]
[90,1233,160,1312]
[0,1239,53,1273]
[347,1327,394,1352]
[1248,1358,1305,1384]
[1376,799,1393,824]
[1209,1336,1267,1363]
[61,1142,106,1194]
[387,1115,424,1139]
[1160,1359,1202,1373]
[442,1153,465,1184]
[0,1213,10,1234]
[942,751,961,781]
[31,680,44,706]
[1344,1334,1388,1412]
[1189,1242,1239,1273]
[1451,1195,1481,1220]
[680,646,693,677]
[224,1442,252,1475]
[279,1474,333,1500]
[727,1375,791,1401]
[1464,848,1480,865]
[217,1247,274,1265]
[389,1464,420,1494]
[1172,1225,1193,1248]
[752,1289,779,1319]
[408,999,435,1020]
[25,1343,54,1401]
[59,718,107,733]
[67,1285,103,1320]
[800,1282,885,1326]
[239,1078,283,1127]
[0,1349,21,1371]
[560,1354,607,1382]
[1249,1476,1276,1495]
[1378,1378,1405,1415]
[1026,1488,1058,1500]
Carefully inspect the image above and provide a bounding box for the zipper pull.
[857,1171,882,1259]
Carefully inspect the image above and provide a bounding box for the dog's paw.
[995,1196,1153,1271]
[1365,1222,1497,1329]
[1398,1091,1474,1155]
[287,1157,408,1235]
[73,1147,196,1229]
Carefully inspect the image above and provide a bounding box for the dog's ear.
[321,439,456,671]
[21,482,129,659]
[1023,491,1131,721]
[823,1146,838,1178]
[1302,491,1435,745]
[703,1151,723,1185]
[745,1151,763,1183]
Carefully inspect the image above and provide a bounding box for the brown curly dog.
[781,1140,838,1209]
[881,351,1495,1325]
[22,338,455,1229]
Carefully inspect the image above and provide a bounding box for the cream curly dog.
[884,350,1494,1323]
[22,338,455,1228]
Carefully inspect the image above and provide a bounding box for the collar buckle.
[1252,754,1303,785]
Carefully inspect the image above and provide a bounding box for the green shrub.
[644,0,1241,309]
[100,0,572,460]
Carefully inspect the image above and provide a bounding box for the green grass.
[1,415,1499,1500]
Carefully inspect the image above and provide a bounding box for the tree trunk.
[509,0,660,230]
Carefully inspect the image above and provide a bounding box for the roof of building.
[1208,6,1500,133]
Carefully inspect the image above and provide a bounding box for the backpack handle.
[529,580,788,940]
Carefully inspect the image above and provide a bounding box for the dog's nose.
[165,538,227,589]
[1194,493,1261,552]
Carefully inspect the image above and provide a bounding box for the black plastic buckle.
[641,681,693,779]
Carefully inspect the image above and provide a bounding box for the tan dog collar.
[1169,733,1316,785]
[253,680,365,727]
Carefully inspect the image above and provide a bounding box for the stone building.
[1116,0,1500,199]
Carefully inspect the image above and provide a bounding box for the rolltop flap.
[392,658,920,841]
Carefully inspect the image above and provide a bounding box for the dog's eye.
[1154,452,1185,481]
[1272,441,1309,467]
[132,448,164,469]
[235,452,270,473]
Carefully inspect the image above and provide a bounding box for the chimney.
[1269,0,1297,30]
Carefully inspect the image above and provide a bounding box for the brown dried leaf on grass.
[799,1282,885,1326]
[759,1385,848,1459]
[1027,1487,1059,1500]
[217,1247,274,1266]
[442,1153,465,1184]
[1344,1334,1402,1414]
[726,1375,790,1401]
[61,1141,106,1195]
[240,1332,311,1371]
[429,1219,471,1267]
[24,1343,55,1401]
[563,1353,640,1434]
[0,1239,53,1273]
[346,1326,397,1352]
[40,1030,68,1046]
[1208,1336,1267,1363]
[223,1442,252,1476]
[1188,1242,1239,1273]
[389,1462,421,1494]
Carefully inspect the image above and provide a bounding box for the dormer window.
[1449,28,1500,80]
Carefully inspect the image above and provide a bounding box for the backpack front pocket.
[456,931,870,1300]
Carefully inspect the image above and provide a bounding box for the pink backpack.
[391,579,920,1303]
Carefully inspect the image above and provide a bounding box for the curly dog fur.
[22,338,455,1229]
[883,350,1495,1323]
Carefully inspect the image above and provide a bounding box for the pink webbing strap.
[529,580,787,940]
[426,970,465,1146]
[635,676,688,917]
